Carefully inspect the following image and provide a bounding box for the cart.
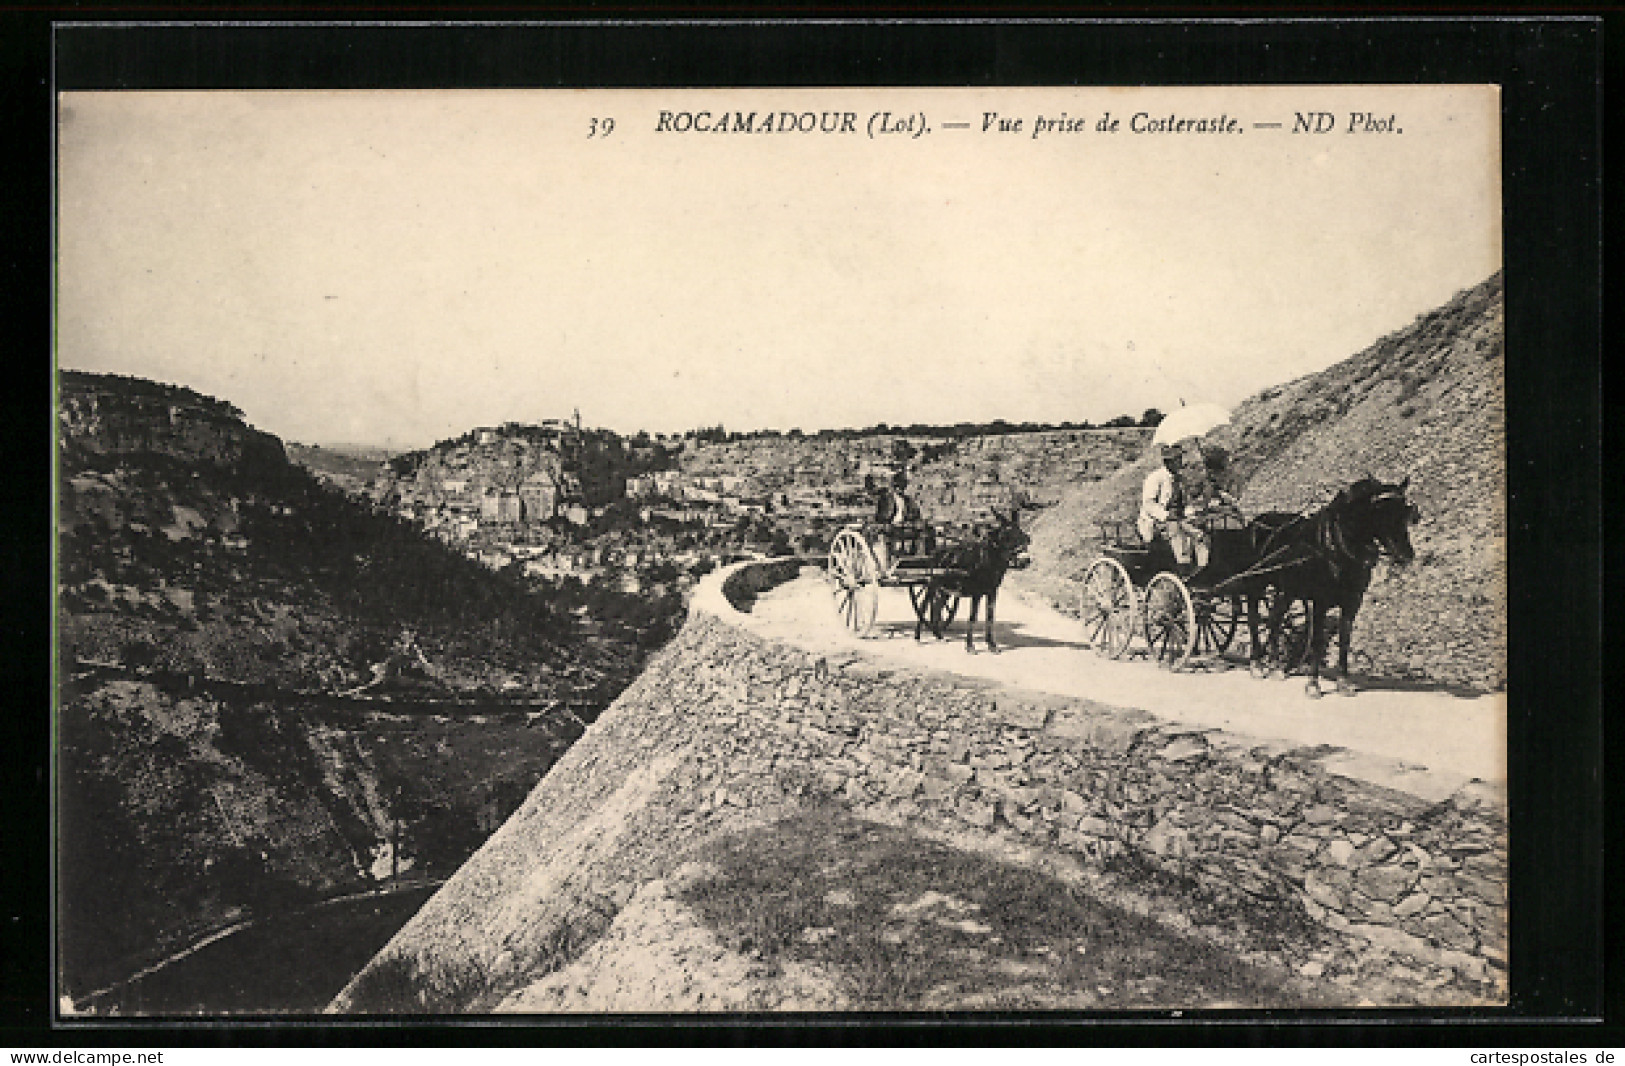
[1077,511,1314,670]
[827,522,962,639]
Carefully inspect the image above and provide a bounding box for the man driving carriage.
[1138,443,1209,572]
[869,469,922,576]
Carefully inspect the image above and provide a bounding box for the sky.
[57,87,1501,449]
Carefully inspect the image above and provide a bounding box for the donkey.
[918,506,1031,654]
[1245,477,1420,697]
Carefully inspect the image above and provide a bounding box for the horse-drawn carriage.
[827,521,933,639]
[1078,509,1316,671]
[827,508,1030,651]
[1078,477,1420,694]
[1079,510,1259,669]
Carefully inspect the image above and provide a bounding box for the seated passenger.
[1138,444,1209,571]
[1189,446,1242,522]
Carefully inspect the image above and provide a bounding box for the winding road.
[734,568,1506,804]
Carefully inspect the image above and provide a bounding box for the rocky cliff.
[332,563,1506,1013]
[369,423,676,516]
[59,371,288,475]
[1025,273,1506,690]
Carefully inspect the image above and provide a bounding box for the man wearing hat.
[871,469,917,576]
[1190,445,1241,519]
[1139,444,1207,571]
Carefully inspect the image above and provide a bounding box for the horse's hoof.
[988,645,1002,655]
[1305,683,1323,699]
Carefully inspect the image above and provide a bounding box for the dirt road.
[741,571,1505,803]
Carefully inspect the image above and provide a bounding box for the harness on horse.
[1233,514,1315,583]
[1233,542,1318,585]
[1245,487,1409,586]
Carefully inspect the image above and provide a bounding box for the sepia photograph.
[54,78,1514,1017]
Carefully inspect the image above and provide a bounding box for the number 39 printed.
[588,117,615,138]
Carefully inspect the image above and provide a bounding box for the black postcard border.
[8,14,1609,1045]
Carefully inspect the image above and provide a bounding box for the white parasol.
[1150,402,1231,446]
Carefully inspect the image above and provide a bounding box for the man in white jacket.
[1138,444,1207,570]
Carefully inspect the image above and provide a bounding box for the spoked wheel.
[1194,593,1243,658]
[1080,557,1138,659]
[1144,572,1197,669]
[828,529,879,637]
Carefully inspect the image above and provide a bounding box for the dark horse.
[1242,477,1420,697]
[916,507,1031,653]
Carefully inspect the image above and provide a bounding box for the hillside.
[679,427,1151,526]
[369,422,676,517]
[286,443,393,493]
[55,373,667,1008]
[56,373,667,695]
[1024,273,1506,690]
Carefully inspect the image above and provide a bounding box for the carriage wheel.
[828,529,880,637]
[1195,593,1243,658]
[938,587,960,629]
[1262,588,1313,673]
[1080,557,1138,659]
[1145,572,1197,670]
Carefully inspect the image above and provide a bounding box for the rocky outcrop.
[59,371,286,474]
[333,563,1506,1013]
[680,427,1150,525]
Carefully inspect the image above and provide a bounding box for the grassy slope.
[1024,273,1505,690]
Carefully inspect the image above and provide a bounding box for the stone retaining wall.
[692,560,1507,995]
[719,555,817,612]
